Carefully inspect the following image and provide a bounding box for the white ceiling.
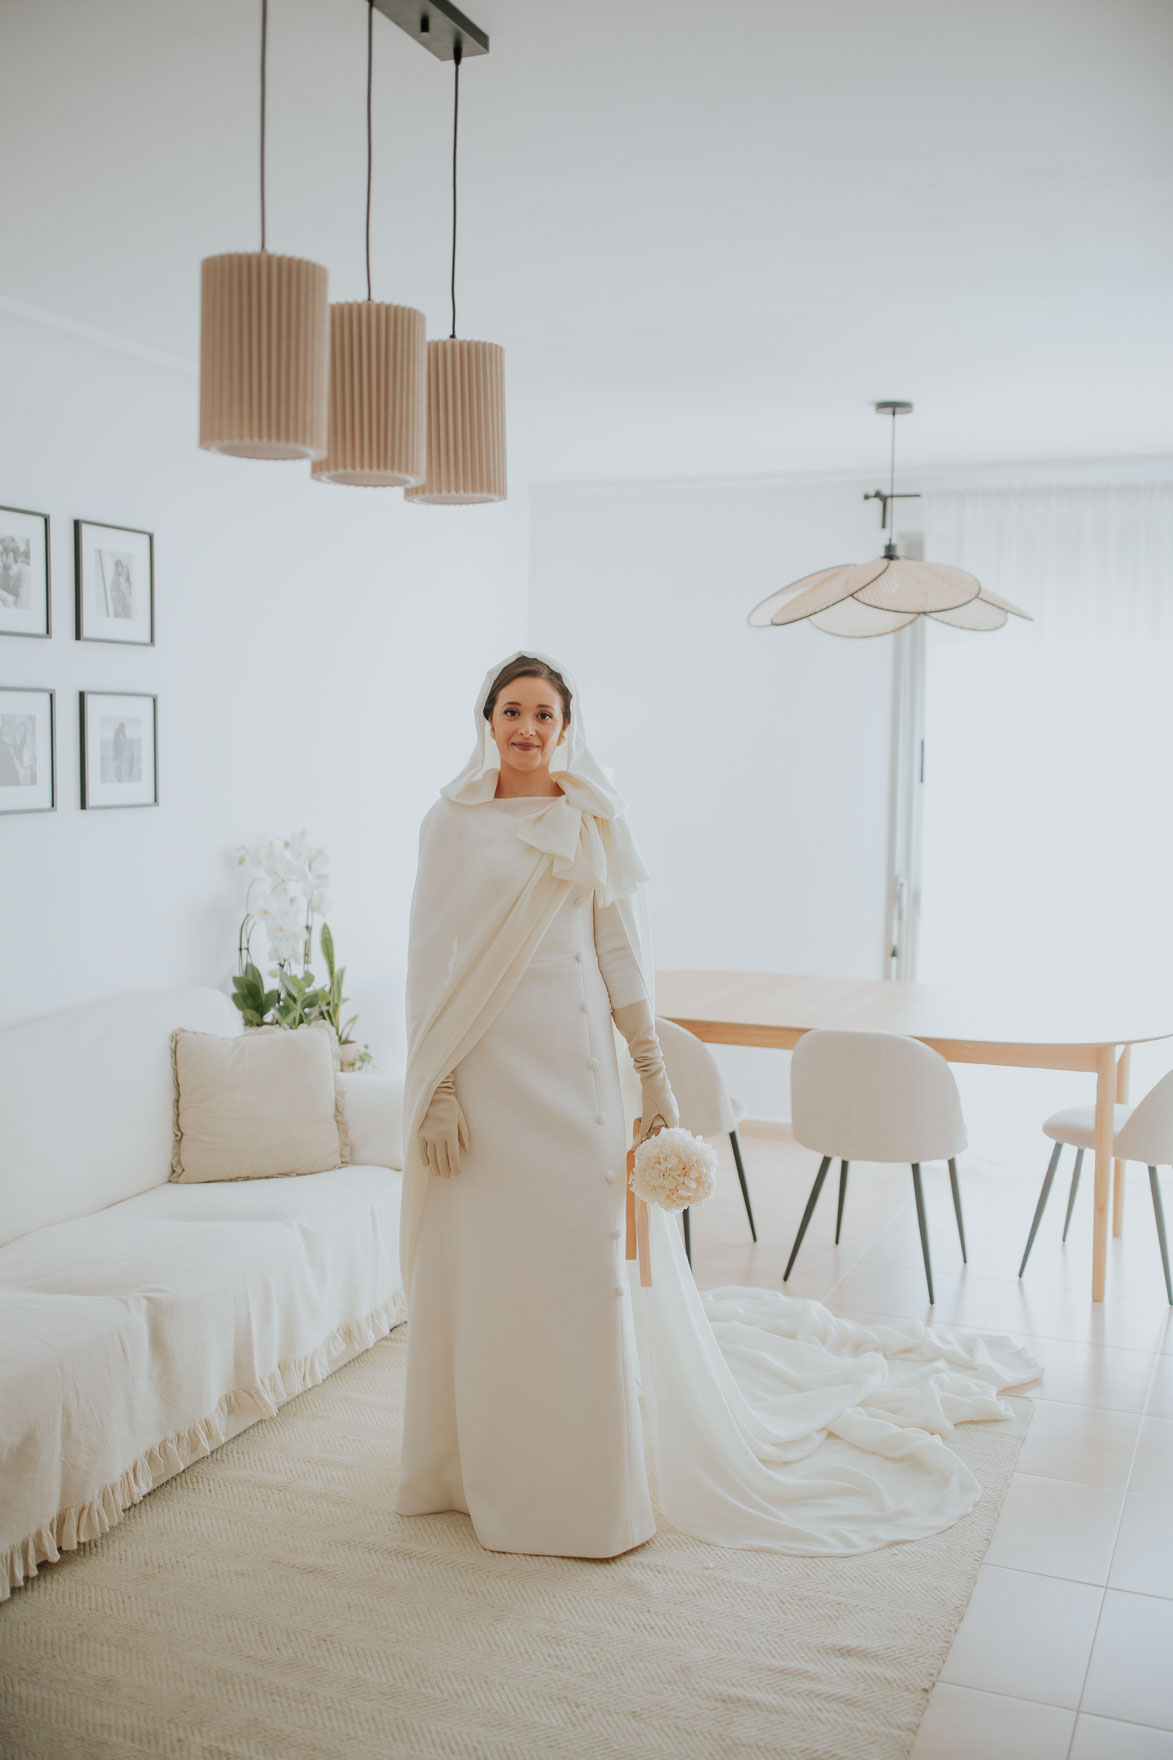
[6,0,1172,482]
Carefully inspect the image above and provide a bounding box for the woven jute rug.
[0,1330,1029,1760]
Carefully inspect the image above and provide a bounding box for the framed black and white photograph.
[0,687,55,813]
[0,506,51,639]
[75,520,154,646]
[80,690,158,809]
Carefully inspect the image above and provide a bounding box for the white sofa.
[0,986,406,1601]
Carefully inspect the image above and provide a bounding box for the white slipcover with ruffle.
[0,987,406,1601]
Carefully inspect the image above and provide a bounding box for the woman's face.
[488,675,566,778]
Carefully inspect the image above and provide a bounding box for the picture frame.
[0,506,51,639]
[75,519,154,646]
[79,690,158,809]
[0,686,56,813]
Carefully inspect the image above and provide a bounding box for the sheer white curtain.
[917,482,1173,1130]
[924,483,1173,643]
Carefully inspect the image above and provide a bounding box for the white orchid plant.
[232,833,371,1066]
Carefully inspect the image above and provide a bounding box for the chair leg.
[835,1161,849,1245]
[911,1163,935,1306]
[682,1206,692,1266]
[729,1130,757,1242]
[1019,1142,1063,1278]
[1149,1168,1173,1305]
[1062,1148,1084,1243]
[784,1156,831,1282]
[948,1157,967,1263]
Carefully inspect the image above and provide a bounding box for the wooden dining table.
[655,970,1173,1302]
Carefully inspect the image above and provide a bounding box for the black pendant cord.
[449,39,462,338]
[365,0,374,300]
[259,0,269,251]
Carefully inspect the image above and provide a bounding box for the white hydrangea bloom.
[631,1128,718,1211]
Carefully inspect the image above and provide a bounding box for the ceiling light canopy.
[748,403,1032,637]
[373,0,488,60]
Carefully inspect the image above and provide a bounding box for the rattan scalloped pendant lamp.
[748,403,1033,636]
[312,2,426,487]
[199,0,329,461]
[406,41,507,505]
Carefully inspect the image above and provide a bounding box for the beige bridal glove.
[613,1001,679,1141]
[419,1072,470,1177]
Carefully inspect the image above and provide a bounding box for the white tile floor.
[692,1125,1173,1760]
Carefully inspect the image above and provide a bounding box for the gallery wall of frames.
[0,505,158,814]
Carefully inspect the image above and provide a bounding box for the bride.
[396,650,1038,1559]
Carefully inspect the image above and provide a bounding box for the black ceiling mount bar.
[373,0,489,61]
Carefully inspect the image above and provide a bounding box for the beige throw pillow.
[170,1022,350,1183]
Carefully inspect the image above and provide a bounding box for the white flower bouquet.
[631,1127,718,1212]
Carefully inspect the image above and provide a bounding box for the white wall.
[0,307,528,1068]
[528,461,1173,1155]
[915,476,1173,1154]
[8,296,1172,1153]
[527,475,898,1118]
[7,0,1168,1129]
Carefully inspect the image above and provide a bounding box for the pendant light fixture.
[406,38,507,505]
[199,0,330,461]
[748,403,1033,636]
[312,1,426,487]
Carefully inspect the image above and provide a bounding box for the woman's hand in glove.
[419,1072,469,1177]
[612,1000,680,1141]
[637,1065,679,1141]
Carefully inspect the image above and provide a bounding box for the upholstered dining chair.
[655,1016,756,1265]
[784,1028,969,1306]
[1019,1069,1173,1302]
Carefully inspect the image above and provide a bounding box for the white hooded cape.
[402,651,1039,1555]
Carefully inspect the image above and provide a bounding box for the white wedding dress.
[398,807,656,1555]
[397,651,1040,1561]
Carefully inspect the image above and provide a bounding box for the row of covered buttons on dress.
[573,888,626,1297]
[606,1146,624,1291]
[579,890,603,1137]
[609,1117,625,1293]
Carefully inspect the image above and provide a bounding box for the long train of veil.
[402,650,1039,1555]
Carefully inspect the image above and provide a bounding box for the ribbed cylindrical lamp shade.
[199,252,329,460]
[311,301,427,487]
[405,339,507,505]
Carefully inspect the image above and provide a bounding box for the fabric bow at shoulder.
[511,786,648,907]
